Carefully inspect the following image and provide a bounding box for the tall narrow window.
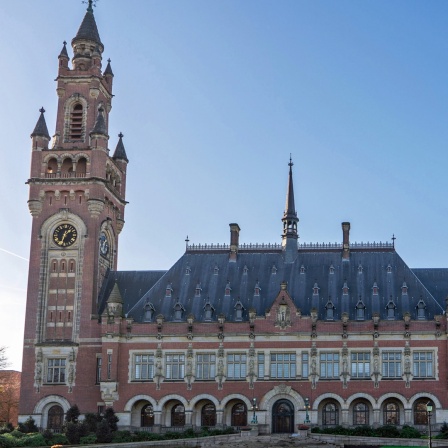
[257,353,265,378]
[107,353,112,380]
[96,356,102,384]
[302,353,309,377]
[70,103,83,140]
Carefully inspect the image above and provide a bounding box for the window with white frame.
[270,353,296,379]
[302,352,309,377]
[165,354,185,380]
[196,354,216,380]
[257,353,265,378]
[134,354,155,380]
[351,352,370,378]
[46,358,66,383]
[413,352,433,378]
[382,352,402,378]
[320,353,340,378]
[227,354,247,379]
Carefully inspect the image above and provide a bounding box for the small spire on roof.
[31,107,50,139]
[113,132,129,162]
[90,107,108,136]
[73,0,102,48]
[59,41,69,59]
[104,58,114,76]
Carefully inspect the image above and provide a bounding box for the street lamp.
[304,398,311,424]
[251,397,258,424]
[426,402,433,448]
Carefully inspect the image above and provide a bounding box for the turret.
[90,107,109,150]
[30,108,50,151]
[58,41,69,71]
[281,157,299,262]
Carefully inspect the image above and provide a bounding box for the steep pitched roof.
[90,108,108,136]
[113,133,129,162]
[72,4,102,48]
[31,108,50,139]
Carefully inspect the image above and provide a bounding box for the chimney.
[229,223,240,262]
[342,222,350,260]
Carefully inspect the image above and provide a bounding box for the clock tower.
[20,2,128,424]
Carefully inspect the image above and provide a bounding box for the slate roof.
[99,247,447,323]
[90,108,108,136]
[72,7,102,48]
[412,268,448,304]
[59,41,69,59]
[104,60,114,77]
[31,108,50,139]
[113,133,128,162]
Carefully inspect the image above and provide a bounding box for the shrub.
[49,433,68,445]
[10,430,25,438]
[399,425,421,439]
[376,425,400,438]
[0,434,14,448]
[112,430,133,443]
[80,434,97,445]
[17,417,38,434]
[311,427,321,433]
[66,404,81,423]
[103,407,119,432]
[83,412,101,433]
[0,424,13,435]
[96,419,112,443]
[65,421,88,444]
[352,425,375,437]
[42,429,53,442]
[132,431,164,441]
[19,434,47,447]
[437,422,448,439]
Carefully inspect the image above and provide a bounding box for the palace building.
[20,2,448,433]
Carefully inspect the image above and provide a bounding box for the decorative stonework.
[87,199,105,217]
[100,381,119,406]
[116,218,125,234]
[28,199,43,217]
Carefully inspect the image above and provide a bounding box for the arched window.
[203,302,214,321]
[234,301,244,321]
[47,158,58,177]
[201,403,216,427]
[141,404,154,427]
[325,299,335,321]
[171,404,185,427]
[76,157,87,177]
[231,403,247,427]
[61,158,73,177]
[143,302,155,322]
[356,298,366,321]
[353,402,369,425]
[70,103,83,140]
[47,405,64,430]
[414,399,433,425]
[322,402,338,426]
[383,401,400,425]
[417,299,426,320]
[386,297,396,320]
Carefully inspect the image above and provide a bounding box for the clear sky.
[0,0,447,371]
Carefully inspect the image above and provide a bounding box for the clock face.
[99,232,109,256]
[53,224,77,247]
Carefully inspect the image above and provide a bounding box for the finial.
[82,0,98,13]
[63,41,67,46]
[288,154,293,168]
[39,107,45,114]
[108,58,111,63]
[392,234,396,248]
[118,132,124,139]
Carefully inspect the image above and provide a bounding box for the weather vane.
[82,0,99,11]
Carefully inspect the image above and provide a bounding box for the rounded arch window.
[47,404,64,430]
[76,157,87,176]
[231,402,247,427]
[414,399,433,425]
[141,404,154,427]
[47,158,58,176]
[353,401,369,425]
[322,402,338,426]
[171,403,185,427]
[383,400,400,425]
[61,158,73,176]
[201,403,216,427]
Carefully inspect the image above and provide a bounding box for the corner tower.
[281,157,299,262]
[20,2,128,425]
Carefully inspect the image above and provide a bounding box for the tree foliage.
[0,347,10,371]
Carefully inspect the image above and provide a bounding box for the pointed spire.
[113,132,129,162]
[31,107,50,139]
[72,1,103,48]
[283,155,297,221]
[59,41,69,59]
[90,107,108,136]
[104,58,114,76]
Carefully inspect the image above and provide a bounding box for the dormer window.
[143,302,155,322]
[254,281,261,297]
[300,265,306,274]
[416,299,426,320]
[173,300,185,321]
[272,265,277,274]
[355,297,366,321]
[325,298,335,321]
[401,282,408,295]
[214,265,219,275]
[243,265,248,275]
[358,264,363,274]
[372,282,379,296]
[225,282,231,297]
[329,265,335,275]
[386,297,396,320]
[313,282,319,295]
[234,301,245,321]
[165,283,173,297]
[185,266,191,275]
[195,282,202,297]
[387,264,392,273]
[342,281,349,295]
[203,302,215,322]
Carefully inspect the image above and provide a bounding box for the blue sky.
[0,0,447,370]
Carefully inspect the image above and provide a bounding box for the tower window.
[70,103,84,140]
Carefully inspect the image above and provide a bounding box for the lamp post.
[426,402,433,448]
[304,397,311,424]
[251,397,258,424]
